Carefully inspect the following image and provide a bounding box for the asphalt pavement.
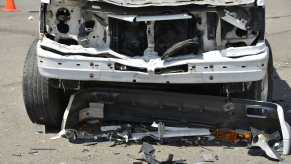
[0,0,291,163]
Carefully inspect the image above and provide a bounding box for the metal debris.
[101,125,122,132]
[51,98,212,143]
[251,132,281,160]
[139,143,160,164]
[130,122,211,142]
[50,94,291,161]
[52,123,212,145]
[138,142,187,164]
[221,10,248,30]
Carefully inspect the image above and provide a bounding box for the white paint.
[37,38,269,83]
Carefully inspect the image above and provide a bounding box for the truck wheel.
[23,40,65,129]
[246,40,273,101]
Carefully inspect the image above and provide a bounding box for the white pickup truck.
[23,0,273,130]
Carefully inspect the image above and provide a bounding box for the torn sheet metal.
[38,37,269,83]
[101,125,122,132]
[129,127,211,141]
[108,14,192,22]
[245,103,291,157]
[50,94,211,141]
[50,91,291,160]
[251,133,281,160]
[88,0,255,7]
[221,10,248,30]
[221,42,266,57]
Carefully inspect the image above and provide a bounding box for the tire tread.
[23,40,64,128]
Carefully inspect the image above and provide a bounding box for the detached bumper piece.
[51,89,291,161]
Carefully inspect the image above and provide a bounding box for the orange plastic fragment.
[214,129,252,144]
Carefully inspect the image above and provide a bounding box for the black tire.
[246,40,273,101]
[23,40,65,129]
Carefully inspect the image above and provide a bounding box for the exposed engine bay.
[41,0,265,59]
[36,0,270,102]
[20,0,290,161]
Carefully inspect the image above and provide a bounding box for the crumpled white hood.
[88,0,255,7]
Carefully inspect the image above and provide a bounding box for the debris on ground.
[213,129,252,144]
[50,120,289,161]
[137,142,187,164]
[250,131,282,160]
[52,123,212,145]
[49,94,291,162]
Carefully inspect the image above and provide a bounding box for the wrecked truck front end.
[38,0,269,85]
[22,0,290,160]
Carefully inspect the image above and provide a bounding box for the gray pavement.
[0,0,291,163]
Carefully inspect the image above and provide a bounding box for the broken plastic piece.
[214,129,252,144]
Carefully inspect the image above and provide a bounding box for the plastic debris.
[214,129,252,144]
